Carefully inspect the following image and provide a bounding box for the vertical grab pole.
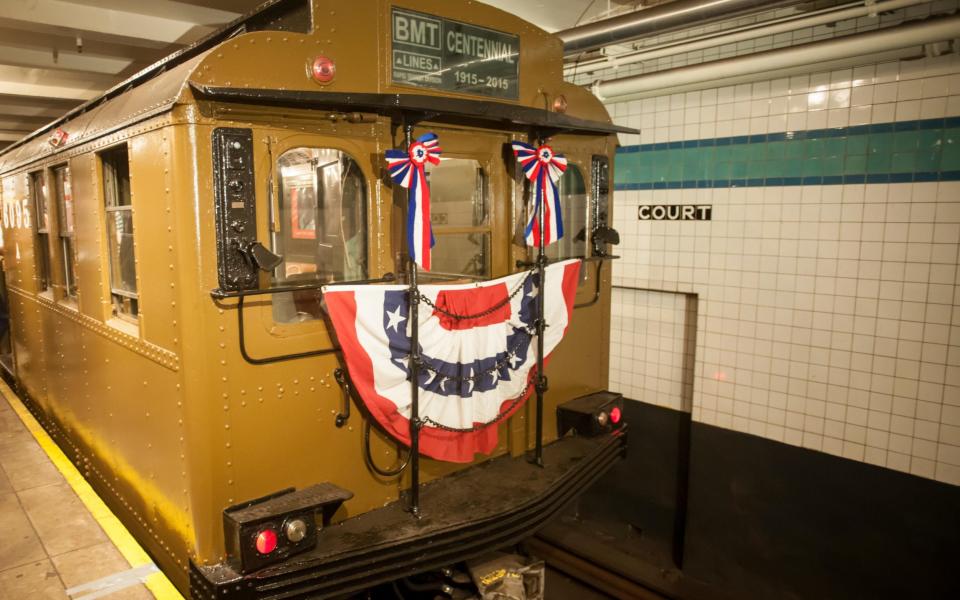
[405,123,422,518]
[533,136,547,468]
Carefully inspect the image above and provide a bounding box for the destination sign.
[391,7,519,100]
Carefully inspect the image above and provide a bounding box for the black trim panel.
[190,430,627,599]
[189,85,639,136]
[212,127,258,292]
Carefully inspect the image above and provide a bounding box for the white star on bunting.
[385,305,407,332]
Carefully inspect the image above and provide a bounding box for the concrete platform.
[0,381,183,600]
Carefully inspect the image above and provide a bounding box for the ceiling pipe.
[559,0,801,57]
[592,13,960,101]
[597,47,925,101]
[565,0,930,75]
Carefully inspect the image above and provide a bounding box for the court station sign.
[638,204,713,220]
[391,7,520,100]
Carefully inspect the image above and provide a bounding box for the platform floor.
[0,382,182,600]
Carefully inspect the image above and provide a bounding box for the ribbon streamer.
[386,133,441,270]
[511,141,567,247]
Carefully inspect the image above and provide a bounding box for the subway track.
[528,538,669,600]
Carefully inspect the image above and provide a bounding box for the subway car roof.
[0,0,297,170]
[0,0,635,173]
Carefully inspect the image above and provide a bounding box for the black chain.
[409,268,541,432]
[420,374,536,433]
[418,269,536,320]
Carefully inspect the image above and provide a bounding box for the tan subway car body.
[0,0,627,597]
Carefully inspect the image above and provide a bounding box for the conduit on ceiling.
[565,0,932,76]
[591,13,960,101]
[559,0,802,57]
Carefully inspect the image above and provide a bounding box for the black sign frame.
[638,205,713,221]
[390,7,520,101]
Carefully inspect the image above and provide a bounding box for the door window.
[422,158,489,279]
[272,147,367,322]
[545,164,588,260]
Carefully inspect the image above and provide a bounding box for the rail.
[515,255,618,311]
[210,273,396,366]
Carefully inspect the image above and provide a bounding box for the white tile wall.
[606,52,960,149]
[609,182,960,486]
[610,288,692,412]
[588,9,960,485]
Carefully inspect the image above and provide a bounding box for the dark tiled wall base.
[683,420,960,600]
[564,400,960,600]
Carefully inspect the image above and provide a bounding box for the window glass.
[546,165,587,260]
[55,167,74,235]
[425,159,486,227]
[100,145,138,321]
[103,150,131,207]
[53,166,77,299]
[106,211,136,295]
[32,172,49,232]
[30,172,51,292]
[272,148,367,323]
[430,233,488,279]
[420,158,489,280]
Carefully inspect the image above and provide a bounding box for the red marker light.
[48,128,69,147]
[255,528,278,554]
[610,406,622,424]
[552,95,568,113]
[310,56,336,84]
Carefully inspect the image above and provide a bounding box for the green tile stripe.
[615,118,960,190]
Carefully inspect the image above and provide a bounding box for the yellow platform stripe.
[0,380,184,600]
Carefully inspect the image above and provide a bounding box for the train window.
[272,148,367,323]
[545,165,587,260]
[100,145,139,322]
[53,165,77,300]
[29,171,52,293]
[423,159,489,279]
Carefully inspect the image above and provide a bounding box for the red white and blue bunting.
[511,142,568,247]
[385,133,441,271]
[323,259,582,463]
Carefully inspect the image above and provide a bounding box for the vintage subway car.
[0,0,630,597]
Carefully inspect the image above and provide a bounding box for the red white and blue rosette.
[385,133,442,270]
[511,141,567,247]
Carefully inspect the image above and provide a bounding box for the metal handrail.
[514,255,617,310]
[216,273,396,365]
[574,258,606,310]
[210,272,396,300]
[515,254,618,269]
